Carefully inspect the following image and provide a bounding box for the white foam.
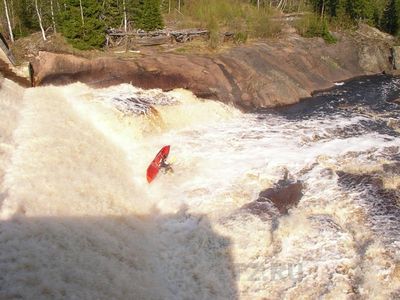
[1,81,399,298]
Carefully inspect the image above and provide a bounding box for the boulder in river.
[242,178,304,217]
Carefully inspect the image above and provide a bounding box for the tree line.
[0,0,164,49]
[309,0,399,35]
[1,0,399,50]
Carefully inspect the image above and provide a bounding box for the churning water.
[0,75,399,299]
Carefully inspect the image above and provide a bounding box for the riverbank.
[2,24,399,109]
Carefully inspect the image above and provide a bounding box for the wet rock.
[242,179,304,217]
[240,200,279,221]
[0,58,30,87]
[30,27,395,110]
[257,179,304,214]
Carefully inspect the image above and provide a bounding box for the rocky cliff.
[30,25,397,109]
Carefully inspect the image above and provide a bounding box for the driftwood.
[135,36,172,46]
[106,28,209,47]
[106,28,239,48]
[271,12,311,22]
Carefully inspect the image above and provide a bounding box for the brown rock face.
[0,59,30,87]
[392,46,400,70]
[31,52,233,102]
[31,28,394,110]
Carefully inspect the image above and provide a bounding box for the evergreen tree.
[309,0,342,18]
[345,0,368,20]
[141,0,163,31]
[128,0,163,31]
[381,0,399,35]
[128,0,143,29]
[345,0,358,19]
[14,0,39,37]
[102,0,123,29]
[58,0,105,49]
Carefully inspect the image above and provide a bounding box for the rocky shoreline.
[3,25,400,109]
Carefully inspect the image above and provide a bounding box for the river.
[0,75,399,299]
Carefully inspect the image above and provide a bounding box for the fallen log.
[134,36,172,46]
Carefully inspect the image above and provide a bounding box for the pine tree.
[128,0,163,31]
[310,0,341,18]
[102,0,123,29]
[141,0,163,31]
[345,0,368,20]
[128,0,143,29]
[381,0,399,35]
[59,0,105,49]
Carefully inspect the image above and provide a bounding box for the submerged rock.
[242,179,304,217]
[240,200,279,221]
[257,179,304,214]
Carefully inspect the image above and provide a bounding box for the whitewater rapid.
[0,75,399,299]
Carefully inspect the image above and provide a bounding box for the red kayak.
[146,145,170,183]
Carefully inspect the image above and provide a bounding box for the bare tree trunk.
[169,0,171,13]
[10,0,14,27]
[257,0,260,10]
[50,0,56,33]
[79,0,84,26]
[178,0,180,12]
[35,0,47,41]
[123,0,127,32]
[3,0,14,42]
[321,0,325,20]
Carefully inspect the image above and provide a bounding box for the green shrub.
[234,31,248,44]
[296,14,337,44]
[207,17,220,49]
[248,7,281,39]
[129,0,164,31]
[175,0,281,46]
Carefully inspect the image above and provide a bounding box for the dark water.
[257,75,400,252]
[269,75,400,118]
[257,75,400,140]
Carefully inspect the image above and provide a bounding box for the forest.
[0,0,399,50]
